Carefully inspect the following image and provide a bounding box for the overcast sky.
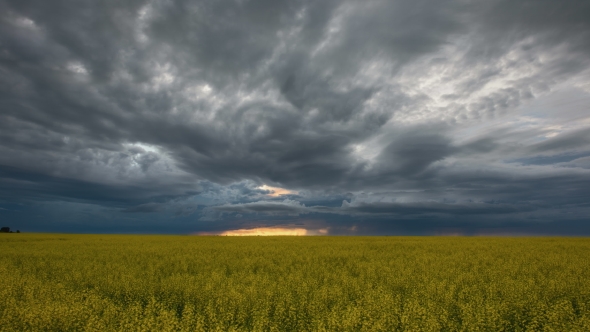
[1,0,590,235]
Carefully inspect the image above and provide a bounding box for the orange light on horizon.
[195,227,330,236]
[258,185,297,197]
[220,227,307,236]
[194,227,329,236]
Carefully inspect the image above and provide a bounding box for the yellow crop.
[1,234,589,331]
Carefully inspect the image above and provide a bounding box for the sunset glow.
[221,227,307,236]
[216,227,328,236]
[258,185,297,197]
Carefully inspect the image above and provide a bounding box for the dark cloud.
[341,201,536,216]
[375,127,455,177]
[512,151,590,166]
[210,200,308,216]
[531,128,590,153]
[1,0,590,234]
[123,202,163,213]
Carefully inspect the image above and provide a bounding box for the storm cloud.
[1,0,590,234]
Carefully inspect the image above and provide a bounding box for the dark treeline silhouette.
[1,227,20,233]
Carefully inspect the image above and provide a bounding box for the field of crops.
[1,234,590,331]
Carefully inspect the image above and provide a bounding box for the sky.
[1,0,590,235]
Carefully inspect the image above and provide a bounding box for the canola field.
[1,234,590,331]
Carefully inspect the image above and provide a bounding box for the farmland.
[1,234,590,331]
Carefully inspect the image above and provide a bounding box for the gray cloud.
[211,199,307,215]
[123,202,163,213]
[341,200,536,217]
[1,0,590,234]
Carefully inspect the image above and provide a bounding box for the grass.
[1,234,590,331]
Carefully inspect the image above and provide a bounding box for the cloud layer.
[1,0,590,234]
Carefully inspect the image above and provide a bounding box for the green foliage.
[1,234,590,331]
